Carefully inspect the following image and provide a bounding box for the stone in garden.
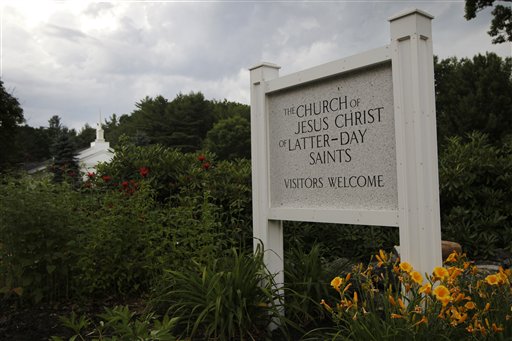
[441,240,462,260]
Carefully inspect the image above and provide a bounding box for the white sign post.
[250,9,442,287]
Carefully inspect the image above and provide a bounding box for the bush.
[284,222,399,263]
[73,183,170,297]
[0,176,84,303]
[439,132,512,259]
[96,138,253,252]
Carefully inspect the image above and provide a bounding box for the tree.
[0,80,24,170]
[13,125,52,164]
[465,0,512,43]
[435,53,512,144]
[49,131,79,183]
[167,92,214,152]
[204,115,251,160]
[210,99,250,122]
[75,123,96,150]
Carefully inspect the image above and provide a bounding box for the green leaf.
[46,264,57,274]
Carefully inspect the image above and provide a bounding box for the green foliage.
[125,92,214,152]
[204,115,251,160]
[284,243,335,335]
[73,184,169,297]
[74,123,96,150]
[0,79,25,170]
[314,251,512,340]
[435,53,512,144]
[210,99,250,122]
[52,306,178,341]
[284,222,399,263]
[439,132,512,259]
[13,125,52,163]
[97,138,253,250]
[151,248,287,340]
[465,0,512,43]
[0,176,81,303]
[49,131,80,184]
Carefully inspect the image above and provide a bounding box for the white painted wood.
[390,9,442,276]
[249,63,284,289]
[249,10,442,320]
[265,45,391,94]
[269,208,398,226]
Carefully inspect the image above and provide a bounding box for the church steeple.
[95,122,105,142]
[91,112,108,148]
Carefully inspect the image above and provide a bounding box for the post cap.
[249,62,281,71]
[388,8,434,22]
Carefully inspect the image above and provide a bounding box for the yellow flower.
[376,249,388,267]
[399,262,413,273]
[439,296,451,307]
[397,298,405,311]
[413,315,428,327]
[485,303,490,312]
[492,323,504,333]
[433,266,449,279]
[485,274,499,286]
[419,283,431,295]
[448,267,463,280]
[466,324,475,333]
[388,295,396,306]
[445,251,458,263]
[331,276,343,290]
[391,313,404,319]
[353,291,358,304]
[465,301,476,310]
[320,299,332,313]
[497,271,508,284]
[433,285,451,304]
[411,271,423,285]
[434,285,450,300]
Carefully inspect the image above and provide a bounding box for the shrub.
[284,222,399,263]
[439,132,512,259]
[73,183,169,297]
[0,176,84,303]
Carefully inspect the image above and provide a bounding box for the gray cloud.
[2,2,510,130]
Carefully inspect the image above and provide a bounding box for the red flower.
[122,181,129,188]
[202,162,210,170]
[102,175,112,182]
[139,167,149,178]
[197,154,206,162]
[87,172,95,178]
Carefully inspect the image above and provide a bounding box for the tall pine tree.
[49,131,79,183]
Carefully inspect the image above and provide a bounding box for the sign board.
[250,9,442,286]
[268,63,397,212]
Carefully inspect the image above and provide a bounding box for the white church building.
[77,122,114,175]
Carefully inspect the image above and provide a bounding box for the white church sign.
[250,9,442,285]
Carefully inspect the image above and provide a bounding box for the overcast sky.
[3,1,511,131]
